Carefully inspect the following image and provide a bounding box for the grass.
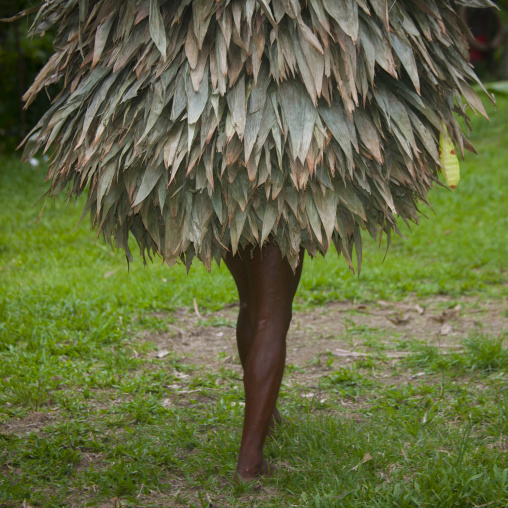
[0,95,507,506]
[405,334,508,374]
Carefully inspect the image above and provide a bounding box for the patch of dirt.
[74,452,107,473]
[0,411,56,435]
[142,295,508,388]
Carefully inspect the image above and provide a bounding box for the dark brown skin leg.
[224,243,304,480]
[224,251,283,427]
[223,251,254,367]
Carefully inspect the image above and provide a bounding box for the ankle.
[235,458,271,480]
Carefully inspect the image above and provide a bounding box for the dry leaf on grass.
[334,348,369,357]
[431,305,462,323]
[104,269,119,278]
[440,323,453,336]
[378,300,425,315]
[414,304,425,315]
[383,352,411,358]
[351,452,372,471]
[193,298,202,319]
[386,314,410,326]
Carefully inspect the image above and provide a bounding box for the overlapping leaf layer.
[23,0,493,270]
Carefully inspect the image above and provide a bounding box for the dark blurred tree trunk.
[0,1,8,142]
[0,1,54,153]
[13,20,27,138]
[494,3,508,79]
[460,5,507,80]
[498,28,508,79]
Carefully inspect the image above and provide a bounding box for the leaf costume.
[22,0,494,271]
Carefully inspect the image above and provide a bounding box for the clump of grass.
[405,334,508,375]
[320,366,375,398]
[405,344,461,372]
[463,334,508,373]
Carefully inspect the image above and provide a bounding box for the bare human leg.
[224,242,304,480]
[224,251,284,428]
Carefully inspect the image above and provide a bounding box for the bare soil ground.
[145,295,508,387]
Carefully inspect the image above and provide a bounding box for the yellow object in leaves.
[439,127,460,189]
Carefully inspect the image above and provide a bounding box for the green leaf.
[149,0,167,61]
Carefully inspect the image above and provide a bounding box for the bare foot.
[235,459,278,482]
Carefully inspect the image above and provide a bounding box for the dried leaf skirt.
[23,0,493,271]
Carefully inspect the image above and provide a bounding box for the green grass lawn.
[0,95,507,507]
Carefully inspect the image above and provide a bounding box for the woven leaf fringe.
[22,0,493,271]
